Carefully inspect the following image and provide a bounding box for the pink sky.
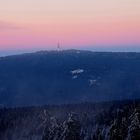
[0,0,140,51]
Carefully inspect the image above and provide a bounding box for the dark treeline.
[0,100,140,140]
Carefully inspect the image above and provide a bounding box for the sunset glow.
[0,0,140,52]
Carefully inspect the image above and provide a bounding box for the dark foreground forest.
[0,100,140,140]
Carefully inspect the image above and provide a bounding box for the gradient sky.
[0,0,140,53]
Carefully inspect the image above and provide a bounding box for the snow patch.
[72,75,78,79]
[71,69,84,75]
[89,79,97,86]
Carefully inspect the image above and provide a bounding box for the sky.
[0,0,140,54]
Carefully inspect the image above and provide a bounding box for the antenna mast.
[57,42,61,51]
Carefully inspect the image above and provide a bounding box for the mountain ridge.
[0,50,140,106]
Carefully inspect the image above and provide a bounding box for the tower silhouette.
[57,42,61,51]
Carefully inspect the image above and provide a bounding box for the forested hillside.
[1,50,140,106]
[0,100,140,140]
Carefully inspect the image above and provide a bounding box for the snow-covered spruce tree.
[92,124,104,140]
[48,117,63,140]
[80,128,89,140]
[41,109,52,140]
[119,117,128,139]
[41,116,63,140]
[107,119,121,140]
[101,125,109,140]
[60,113,81,140]
[127,108,140,140]
[106,106,130,140]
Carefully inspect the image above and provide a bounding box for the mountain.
[0,50,140,106]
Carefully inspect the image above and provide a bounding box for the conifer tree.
[61,113,81,140]
[127,108,140,140]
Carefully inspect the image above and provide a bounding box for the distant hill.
[0,50,140,106]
